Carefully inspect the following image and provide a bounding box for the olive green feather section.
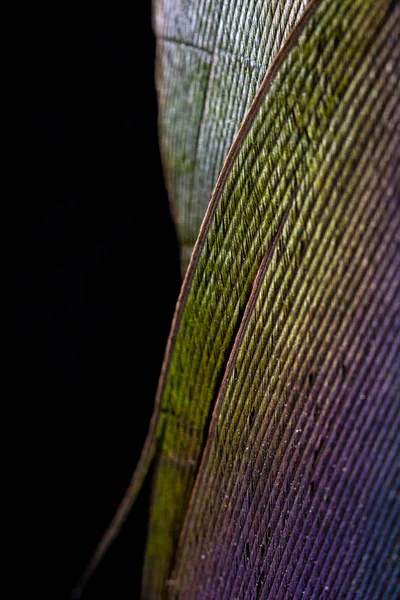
[171,0,400,595]
[154,0,309,271]
[142,0,399,597]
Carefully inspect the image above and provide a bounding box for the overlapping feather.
[75,0,400,598]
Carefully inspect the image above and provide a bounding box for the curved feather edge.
[154,0,310,272]
[72,1,320,596]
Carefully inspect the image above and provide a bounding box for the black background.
[5,4,181,599]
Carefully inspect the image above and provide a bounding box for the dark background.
[4,4,181,599]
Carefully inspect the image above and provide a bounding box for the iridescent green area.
[142,0,399,597]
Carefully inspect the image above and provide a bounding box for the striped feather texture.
[75,0,400,598]
[154,0,309,271]
[168,0,400,597]
[147,0,400,596]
